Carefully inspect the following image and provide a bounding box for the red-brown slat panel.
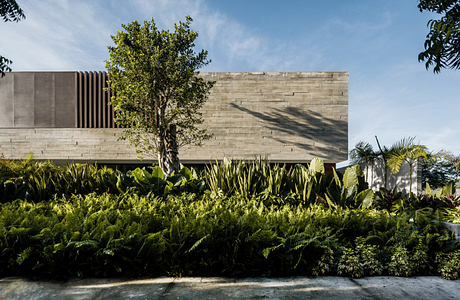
[102,72,107,128]
[95,72,99,128]
[77,72,81,128]
[83,72,88,128]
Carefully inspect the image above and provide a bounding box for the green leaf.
[343,165,362,189]
[426,182,432,196]
[325,194,338,209]
[186,234,210,253]
[151,166,164,181]
[309,158,325,174]
[332,167,342,188]
[179,167,193,181]
[356,189,374,209]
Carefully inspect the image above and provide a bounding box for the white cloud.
[1,0,302,72]
[131,0,299,71]
[0,0,116,70]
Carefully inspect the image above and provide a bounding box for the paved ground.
[1,276,459,299]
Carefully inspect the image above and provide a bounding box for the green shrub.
[0,193,457,279]
[436,250,460,280]
[337,237,383,278]
[388,246,414,276]
[1,157,459,279]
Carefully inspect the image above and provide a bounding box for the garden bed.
[0,158,459,280]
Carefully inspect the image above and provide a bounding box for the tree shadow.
[363,161,417,194]
[229,103,347,160]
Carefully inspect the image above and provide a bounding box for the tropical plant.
[325,164,374,209]
[418,0,460,73]
[337,237,383,278]
[387,137,430,195]
[206,157,372,208]
[1,193,457,279]
[373,187,403,211]
[350,136,394,189]
[0,157,206,202]
[350,141,378,182]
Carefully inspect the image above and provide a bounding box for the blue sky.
[1,0,459,163]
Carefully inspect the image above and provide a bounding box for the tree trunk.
[409,162,413,196]
[384,163,388,190]
[158,124,180,176]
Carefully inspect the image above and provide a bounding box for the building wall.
[361,160,422,194]
[0,72,348,163]
[0,72,76,128]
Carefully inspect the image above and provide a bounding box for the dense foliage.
[418,0,460,73]
[106,17,214,175]
[0,157,459,279]
[422,153,460,188]
[0,193,458,279]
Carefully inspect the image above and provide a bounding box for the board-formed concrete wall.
[0,72,348,163]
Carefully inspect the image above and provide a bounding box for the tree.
[422,151,460,188]
[0,0,25,77]
[350,141,378,182]
[106,17,214,175]
[374,136,392,190]
[387,137,430,195]
[350,136,393,189]
[418,0,460,73]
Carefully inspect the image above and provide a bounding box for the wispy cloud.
[130,0,300,71]
[1,0,301,72]
[0,0,116,70]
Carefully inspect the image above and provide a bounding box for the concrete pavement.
[1,276,459,299]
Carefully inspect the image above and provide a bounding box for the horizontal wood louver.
[76,71,118,128]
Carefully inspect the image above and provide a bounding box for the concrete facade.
[361,160,422,194]
[0,72,76,128]
[0,72,348,164]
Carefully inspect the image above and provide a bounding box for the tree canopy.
[422,150,460,188]
[0,0,25,77]
[418,0,460,73]
[106,17,214,175]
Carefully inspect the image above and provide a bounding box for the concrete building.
[0,72,348,167]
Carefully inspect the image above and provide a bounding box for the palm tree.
[387,137,429,195]
[375,136,391,190]
[350,141,378,182]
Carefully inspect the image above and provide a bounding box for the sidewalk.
[1,276,459,299]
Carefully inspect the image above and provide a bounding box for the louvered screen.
[76,71,118,128]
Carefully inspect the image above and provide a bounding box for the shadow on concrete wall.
[363,160,420,194]
[229,103,347,159]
